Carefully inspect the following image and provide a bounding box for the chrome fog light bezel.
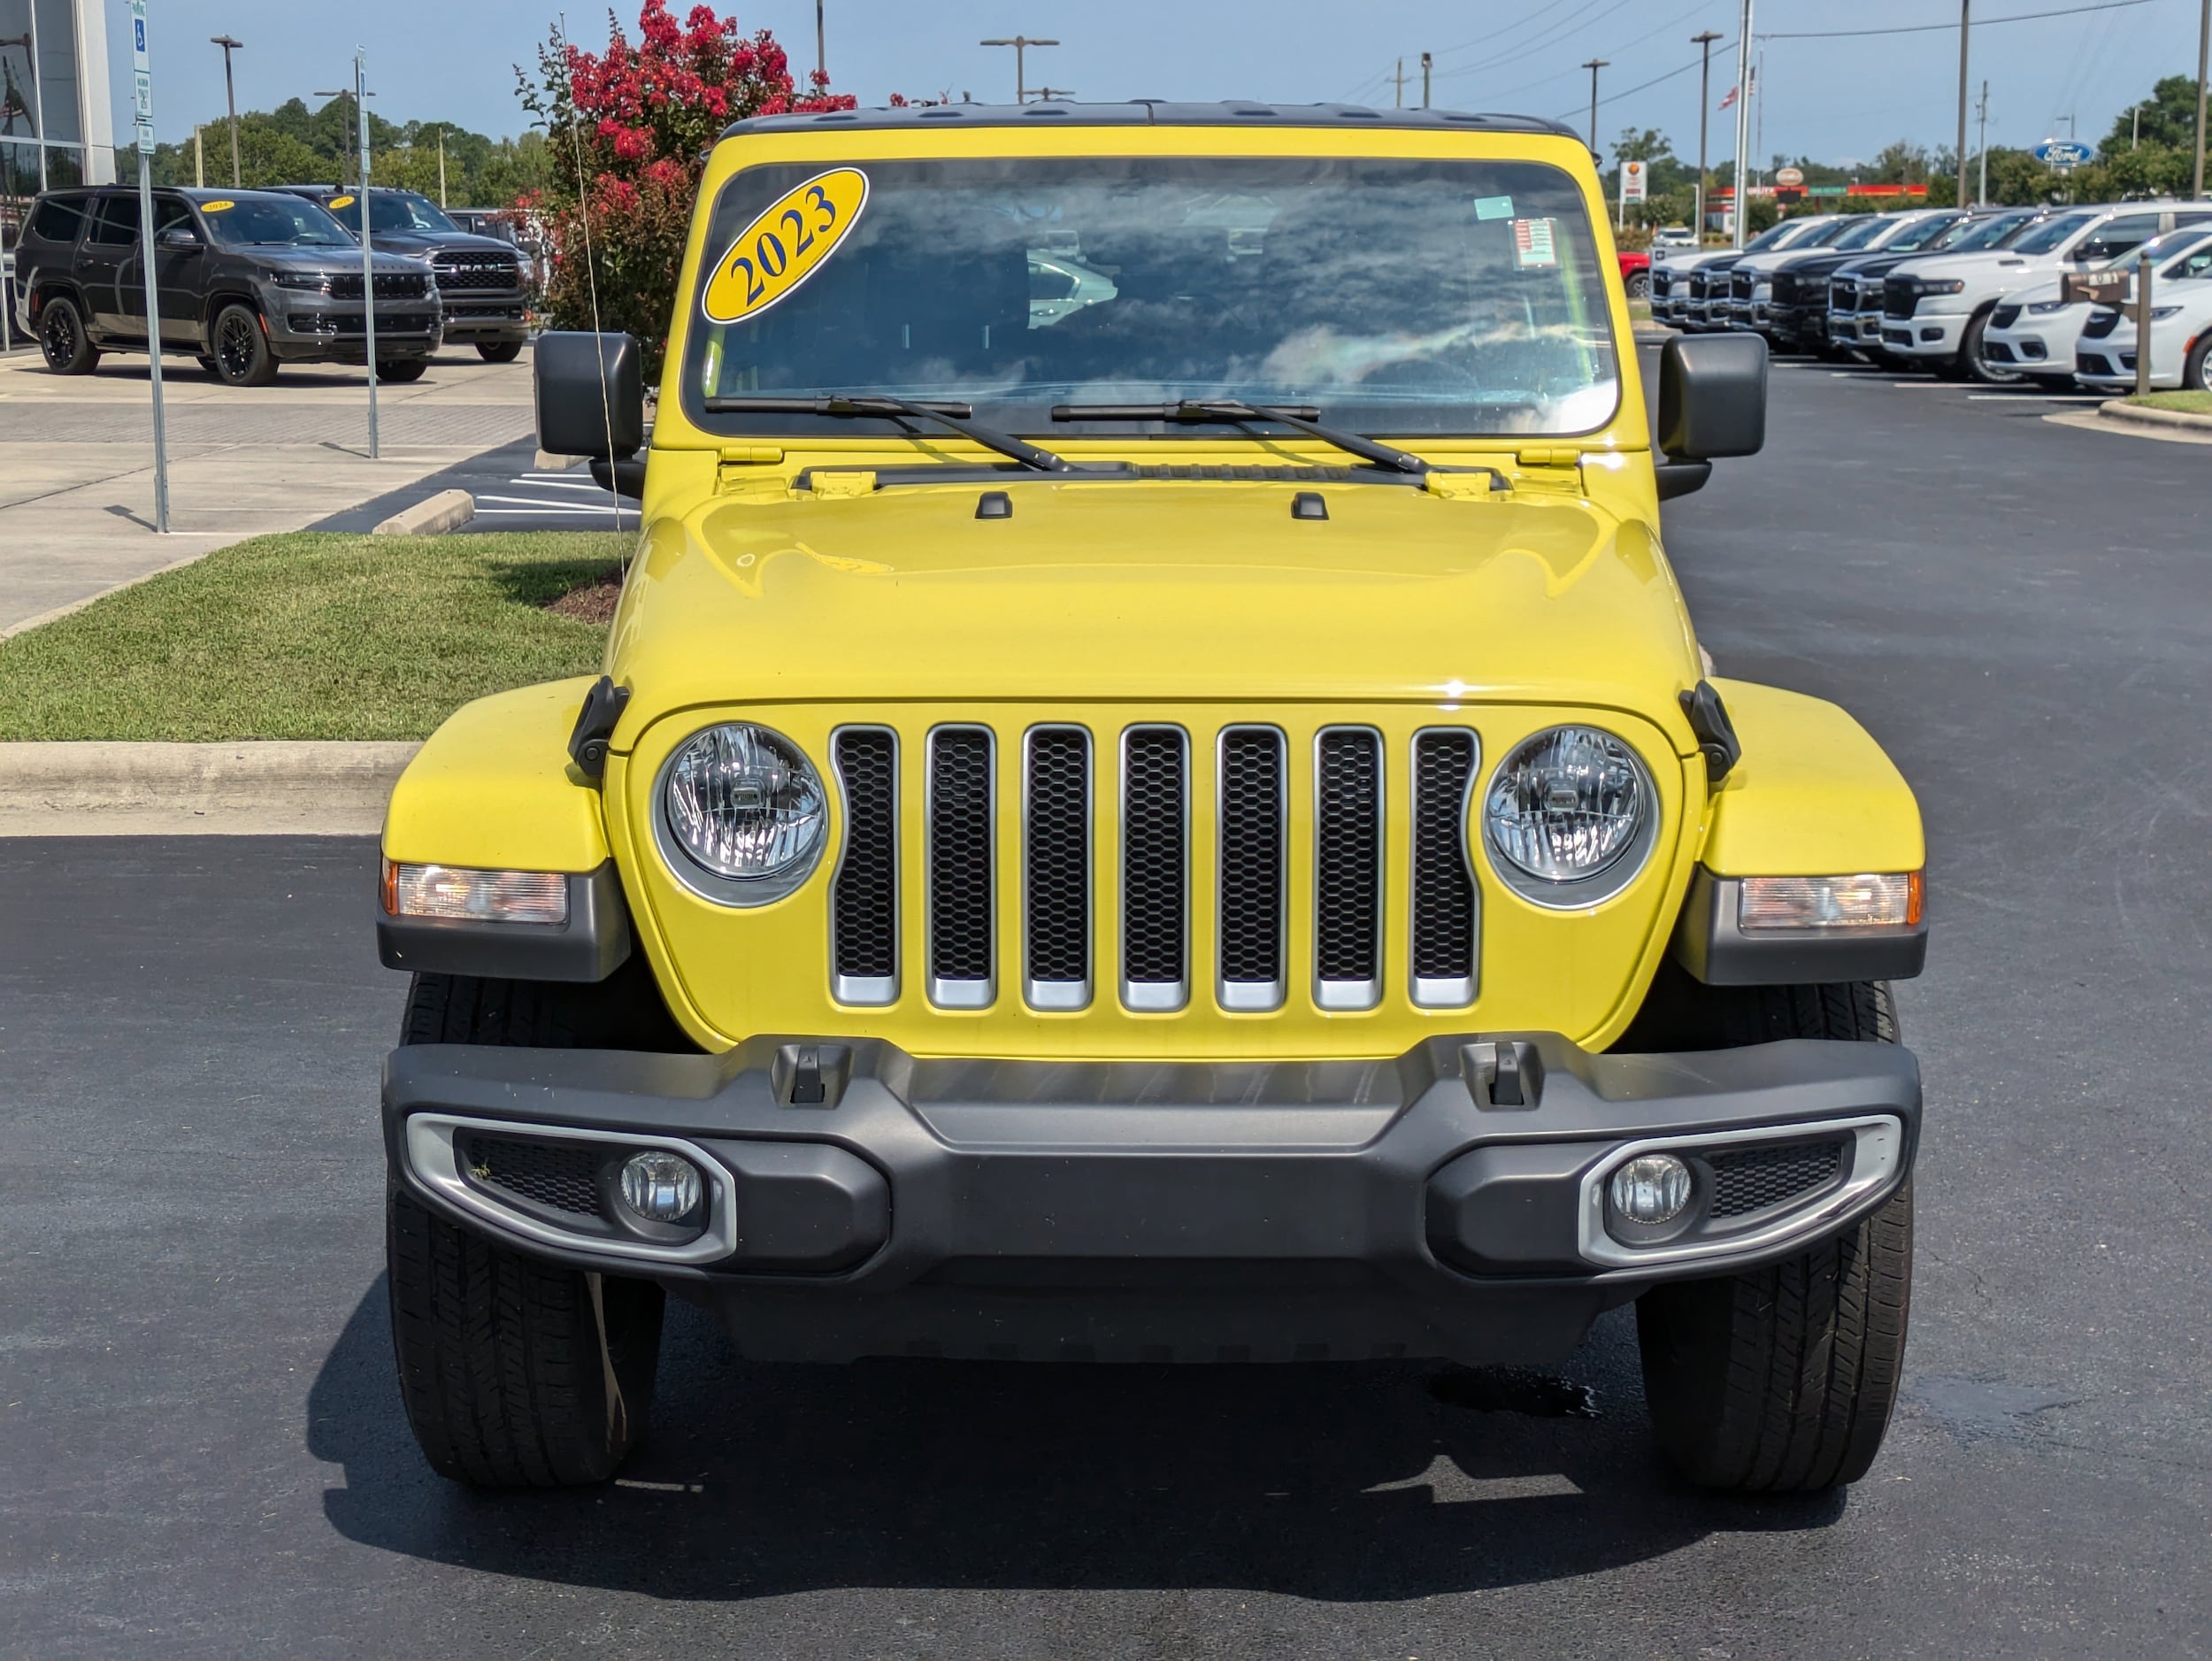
[403,1113,738,1265]
[1577,1115,1905,1270]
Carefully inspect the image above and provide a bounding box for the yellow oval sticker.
[203,198,235,211]
[701,167,869,326]
[328,194,356,210]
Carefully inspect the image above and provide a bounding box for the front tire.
[1631,980,1913,1493]
[476,340,524,363]
[2183,332,2211,391]
[39,294,99,374]
[377,358,428,383]
[210,303,278,387]
[386,972,669,1488]
[1961,308,2022,385]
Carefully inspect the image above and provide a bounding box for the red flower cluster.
[518,1,856,365]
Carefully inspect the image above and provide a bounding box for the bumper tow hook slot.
[1465,1040,1545,1109]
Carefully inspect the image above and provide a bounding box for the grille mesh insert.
[1218,728,1286,988]
[1709,1140,1845,1219]
[1314,730,1383,985]
[464,1134,601,1217]
[1122,728,1187,988]
[1025,728,1091,988]
[832,729,897,983]
[1410,731,1478,985]
[929,728,995,984]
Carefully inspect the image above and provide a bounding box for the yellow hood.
[608,475,1703,752]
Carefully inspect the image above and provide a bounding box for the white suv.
[2073,237,2212,392]
[1879,202,2212,382]
[1984,224,2212,388]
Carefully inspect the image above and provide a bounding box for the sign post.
[130,0,169,533]
[355,50,380,460]
[2136,251,2154,399]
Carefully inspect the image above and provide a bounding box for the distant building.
[2,0,116,230]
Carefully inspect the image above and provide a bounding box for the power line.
[1546,40,1731,120]
[1759,0,2153,41]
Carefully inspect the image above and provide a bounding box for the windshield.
[326,191,460,235]
[1744,219,1807,251]
[200,195,352,248]
[2010,211,2097,257]
[687,156,1620,438]
[1829,217,1893,251]
[1941,211,2037,252]
[1882,214,1962,252]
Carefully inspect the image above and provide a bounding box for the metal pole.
[356,51,379,459]
[1394,58,1403,110]
[1421,52,1432,110]
[2135,250,2153,398]
[2195,0,2208,203]
[1694,31,1721,242]
[1016,39,1025,103]
[815,0,825,90]
[194,124,203,188]
[1732,0,1753,249]
[1954,3,1970,209]
[437,130,446,208]
[1,209,13,355]
[1582,59,1608,151]
[1978,81,1989,205]
[130,2,169,532]
[211,35,243,189]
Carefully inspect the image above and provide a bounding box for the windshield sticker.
[328,195,356,210]
[1474,195,1515,220]
[702,166,871,326]
[202,199,234,212]
[1512,217,1558,269]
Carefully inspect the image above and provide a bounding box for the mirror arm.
[589,452,648,500]
[1655,458,1712,501]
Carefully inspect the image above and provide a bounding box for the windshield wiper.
[702,394,1071,473]
[1050,399,1429,475]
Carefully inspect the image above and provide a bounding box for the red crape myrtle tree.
[518,2,854,370]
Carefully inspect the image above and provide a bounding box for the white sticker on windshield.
[1474,195,1514,220]
[1512,217,1558,268]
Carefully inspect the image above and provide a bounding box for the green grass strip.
[0,530,627,742]
[2128,390,2212,415]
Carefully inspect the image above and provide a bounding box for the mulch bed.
[546,573,625,625]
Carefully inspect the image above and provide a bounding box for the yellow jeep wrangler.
[376,102,1928,1493]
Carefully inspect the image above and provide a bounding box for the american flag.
[1719,84,1738,112]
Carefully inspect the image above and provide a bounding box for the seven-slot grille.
[831,722,1481,1015]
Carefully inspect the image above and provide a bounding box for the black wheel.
[38,294,99,374]
[1961,308,2023,385]
[1630,980,1913,1494]
[195,355,219,376]
[210,303,278,387]
[377,358,428,383]
[476,340,524,363]
[2184,332,2211,392]
[386,972,671,1488]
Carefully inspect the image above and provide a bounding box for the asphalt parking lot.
[4,362,2208,1657]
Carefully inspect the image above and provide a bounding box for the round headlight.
[1484,727,1654,903]
[659,723,826,901]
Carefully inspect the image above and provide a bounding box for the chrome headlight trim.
[653,722,829,907]
[1479,726,1659,910]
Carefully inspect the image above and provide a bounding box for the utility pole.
[211,34,243,188]
[1693,30,1722,241]
[1978,80,1990,205]
[436,129,446,207]
[1421,51,1432,110]
[1581,59,1609,152]
[816,0,826,91]
[979,36,1056,104]
[1394,58,1404,109]
[2195,0,2208,201]
[1953,3,1970,208]
[1033,86,1075,101]
[193,124,204,188]
[1732,0,1753,249]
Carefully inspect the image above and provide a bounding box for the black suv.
[14,186,442,386]
[275,186,531,360]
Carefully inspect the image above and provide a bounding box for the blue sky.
[111,0,2207,167]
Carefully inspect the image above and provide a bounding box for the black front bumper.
[384,1034,1920,1365]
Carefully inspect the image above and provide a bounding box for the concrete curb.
[0,742,418,836]
[373,488,475,536]
[533,450,582,472]
[2099,398,2212,433]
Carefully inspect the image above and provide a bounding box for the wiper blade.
[701,394,1071,473]
[1050,398,1428,475]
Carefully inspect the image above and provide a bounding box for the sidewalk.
[0,345,537,635]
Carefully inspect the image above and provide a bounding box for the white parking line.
[474,495,622,511]
[474,504,624,516]
[1966,393,2108,402]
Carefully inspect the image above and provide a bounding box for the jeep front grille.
[830,719,1481,1015]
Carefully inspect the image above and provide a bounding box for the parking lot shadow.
[310,1276,1843,1601]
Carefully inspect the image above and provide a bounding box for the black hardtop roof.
[722,98,1581,142]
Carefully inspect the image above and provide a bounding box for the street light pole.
[1978,80,1990,205]
[1955,2,1971,210]
[1421,51,1432,110]
[1581,58,1609,152]
[354,52,379,458]
[816,0,826,91]
[1693,30,1721,241]
[211,35,243,188]
[2194,0,2208,202]
[1731,0,1754,249]
[979,36,1056,104]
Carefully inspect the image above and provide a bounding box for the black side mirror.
[1655,333,1766,500]
[534,330,645,462]
[156,227,202,251]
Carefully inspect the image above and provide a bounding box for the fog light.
[619,1151,703,1224]
[1609,1154,1693,1226]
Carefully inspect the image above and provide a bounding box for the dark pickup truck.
[276,187,532,361]
[14,185,442,385]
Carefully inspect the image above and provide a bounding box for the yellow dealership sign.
[701,167,870,325]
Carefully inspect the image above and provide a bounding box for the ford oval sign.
[2034,139,2094,166]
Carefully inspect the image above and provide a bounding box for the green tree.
[2104,73,2202,152]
